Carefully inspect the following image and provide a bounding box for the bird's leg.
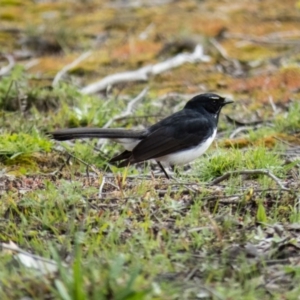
[157,163,197,193]
[156,161,170,179]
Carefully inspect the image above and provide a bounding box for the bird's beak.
[223,98,234,105]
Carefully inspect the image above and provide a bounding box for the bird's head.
[184,93,233,115]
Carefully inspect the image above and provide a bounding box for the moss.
[0,0,26,6]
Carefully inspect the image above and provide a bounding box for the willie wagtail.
[50,93,233,178]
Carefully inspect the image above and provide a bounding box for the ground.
[0,0,300,299]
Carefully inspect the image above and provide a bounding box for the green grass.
[274,100,300,132]
[1,38,300,300]
[194,145,284,181]
[0,75,299,298]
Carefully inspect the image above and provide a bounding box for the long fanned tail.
[49,128,146,141]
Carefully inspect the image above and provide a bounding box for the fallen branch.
[98,176,106,198]
[97,88,148,150]
[209,38,243,76]
[107,0,173,8]
[224,32,300,45]
[102,87,148,128]
[52,50,92,87]
[80,45,210,94]
[53,147,100,179]
[1,241,60,275]
[229,126,253,139]
[1,242,58,266]
[208,169,289,191]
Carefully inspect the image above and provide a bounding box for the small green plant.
[256,200,267,223]
[0,132,52,158]
[274,100,300,132]
[51,243,152,300]
[195,145,284,181]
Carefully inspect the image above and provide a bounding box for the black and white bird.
[50,93,233,178]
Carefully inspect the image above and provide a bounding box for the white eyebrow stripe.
[210,96,220,99]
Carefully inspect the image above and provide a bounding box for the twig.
[81,45,210,94]
[184,266,199,281]
[210,38,230,60]
[139,23,155,40]
[229,126,254,139]
[98,176,106,198]
[102,87,148,128]
[24,58,40,70]
[208,169,289,191]
[273,136,293,147]
[209,38,243,75]
[265,30,300,39]
[268,95,278,114]
[97,88,148,150]
[224,32,300,45]
[1,242,59,266]
[107,0,176,9]
[170,175,199,193]
[226,115,267,126]
[86,165,91,184]
[0,54,15,76]
[54,147,100,175]
[52,50,92,87]
[187,281,225,300]
[58,153,72,173]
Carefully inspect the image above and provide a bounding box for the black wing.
[130,109,214,163]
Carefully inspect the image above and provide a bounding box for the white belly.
[157,129,216,165]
